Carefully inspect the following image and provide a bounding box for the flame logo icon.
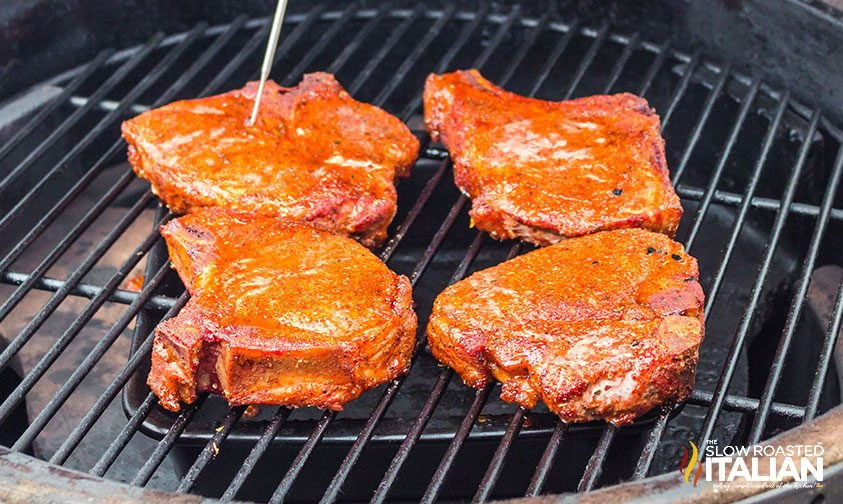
[678,441,704,486]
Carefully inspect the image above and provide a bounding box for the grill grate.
[0,4,842,503]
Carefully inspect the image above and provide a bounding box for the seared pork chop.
[148,208,417,412]
[427,228,704,425]
[424,69,682,246]
[123,72,419,248]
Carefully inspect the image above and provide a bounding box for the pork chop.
[423,69,682,246]
[148,208,417,412]
[427,228,704,425]
[123,72,419,248]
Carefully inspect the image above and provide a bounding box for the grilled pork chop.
[122,72,419,248]
[148,208,417,412]
[427,229,704,425]
[424,69,682,246]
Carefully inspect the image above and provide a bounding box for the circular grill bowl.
[0,1,842,503]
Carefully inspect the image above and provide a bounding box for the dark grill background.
[0,4,841,502]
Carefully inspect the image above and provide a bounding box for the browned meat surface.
[148,208,417,412]
[424,69,682,246]
[427,228,704,425]
[122,72,419,248]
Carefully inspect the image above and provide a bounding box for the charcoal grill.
[1,0,843,502]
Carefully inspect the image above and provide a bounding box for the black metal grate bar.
[373,5,460,112]
[372,232,486,503]
[603,31,641,93]
[474,408,527,503]
[806,282,843,420]
[0,271,176,309]
[251,4,328,85]
[219,407,292,501]
[746,111,837,442]
[0,34,163,199]
[471,18,645,500]
[130,400,202,485]
[687,389,804,419]
[525,421,569,496]
[370,369,455,504]
[696,143,843,451]
[674,184,843,220]
[93,6,329,486]
[317,10,525,503]
[268,412,336,504]
[577,425,618,492]
[0,50,113,163]
[397,4,491,123]
[0,215,163,425]
[49,292,190,465]
[702,90,790,318]
[90,393,158,475]
[496,13,551,87]
[278,2,359,87]
[380,159,451,261]
[601,38,640,95]
[637,37,673,97]
[176,407,245,493]
[660,50,701,130]
[631,408,672,479]
[348,6,424,96]
[472,7,523,70]
[631,85,797,480]
[669,64,731,186]
[0,26,197,233]
[683,74,763,249]
[565,23,610,98]
[0,15,245,276]
[0,191,156,373]
[421,385,493,503]
[11,262,173,452]
[527,19,581,97]
[205,21,275,92]
[324,4,391,76]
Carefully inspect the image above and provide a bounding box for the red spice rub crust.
[424,69,682,246]
[123,73,419,248]
[148,208,417,412]
[427,228,704,426]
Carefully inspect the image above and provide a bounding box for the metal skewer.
[247,0,289,126]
